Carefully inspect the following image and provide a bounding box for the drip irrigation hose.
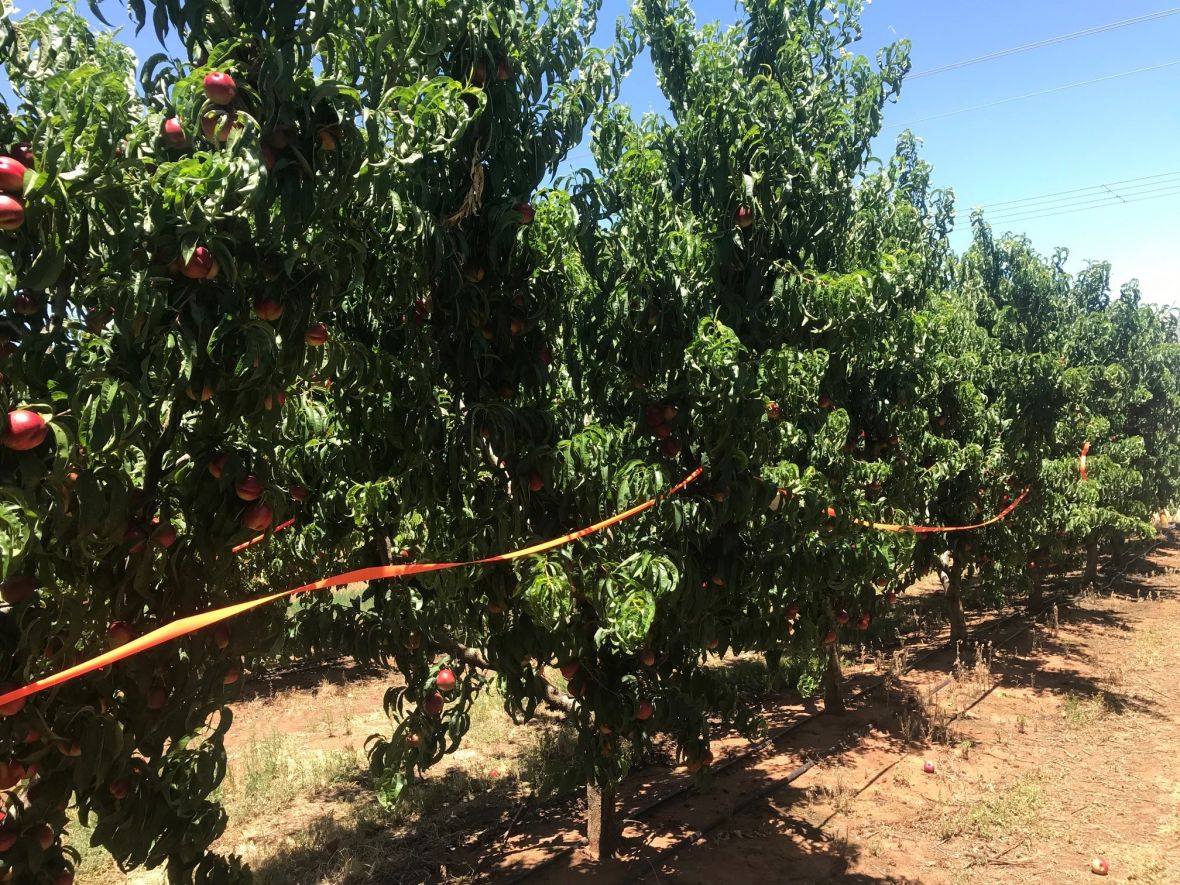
[501,533,1171,884]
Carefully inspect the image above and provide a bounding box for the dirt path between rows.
[77,536,1180,884]
[485,539,1180,885]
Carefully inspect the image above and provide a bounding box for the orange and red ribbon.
[848,488,1030,534]
[782,485,1030,534]
[0,469,701,713]
[1079,441,1090,482]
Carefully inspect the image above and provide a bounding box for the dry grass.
[225,733,361,814]
[810,771,857,816]
[70,734,362,885]
[1061,691,1112,728]
[935,773,1044,842]
[1132,626,1167,669]
[898,682,960,746]
[73,683,578,885]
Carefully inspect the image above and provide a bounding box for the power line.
[561,148,1180,227]
[565,9,1180,158]
[555,154,1180,227]
[983,188,1180,225]
[984,190,1180,226]
[968,186,1180,226]
[956,174,1180,221]
[976,187,1180,224]
[909,6,1180,80]
[971,170,1180,211]
[891,58,1180,127]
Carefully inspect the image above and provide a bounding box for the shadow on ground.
[237,657,391,703]
[244,533,1180,884]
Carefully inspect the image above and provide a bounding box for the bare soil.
[482,538,1180,885]
[76,536,1180,884]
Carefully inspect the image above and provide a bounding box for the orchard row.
[0,1,1176,882]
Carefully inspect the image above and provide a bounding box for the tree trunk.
[823,641,845,714]
[935,549,952,593]
[945,559,968,646]
[372,527,396,566]
[585,782,617,860]
[1085,536,1099,584]
[1110,536,1127,570]
[447,641,575,714]
[1028,567,1043,611]
[764,648,783,686]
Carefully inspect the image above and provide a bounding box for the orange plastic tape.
[0,468,702,712]
[848,488,1030,534]
[231,518,296,554]
[1079,441,1090,482]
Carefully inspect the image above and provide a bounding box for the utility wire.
[976,186,1180,223]
[558,148,1180,227]
[566,9,1180,159]
[909,6,1180,79]
[956,174,1180,221]
[988,187,1180,223]
[969,186,1180,226]
[986,185,1180,221]
[562,149,593,164]
[891,58,1180,127]
[986,178,1180,217]
[975,191,1180,225]
[970,170,1180,211]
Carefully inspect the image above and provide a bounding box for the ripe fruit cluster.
[545,659,657,747]
[0,16,364,878]
[254,296,283,322]
[643,401,683,457]
[197,71,239,146]
[148,66,339,453]
[0,146,30,231]
[0,575,35,604]
[471,56,513,87]
[235,474,273,530]
[305,322,329,346]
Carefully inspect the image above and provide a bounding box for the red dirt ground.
[469,538,1180,884]
[77,537,1180,884]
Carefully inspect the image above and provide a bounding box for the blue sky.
[587,0,1180,304]
[11,0,1179,304]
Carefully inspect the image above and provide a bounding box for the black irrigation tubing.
[625,577,1135,884]
[623,538,1176,881]
[624,723,880,883]
[1091,537,1170,596]
[502,534,1173,884]
[620,605,1061,881]
[813,616,1042,833]
[503,612,1025,885]
[807,561,1173,839]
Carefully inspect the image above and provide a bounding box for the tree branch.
[445,640,576,714]
[47,283,68,336]
[373,526,397,567]
[141,401,183,511]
